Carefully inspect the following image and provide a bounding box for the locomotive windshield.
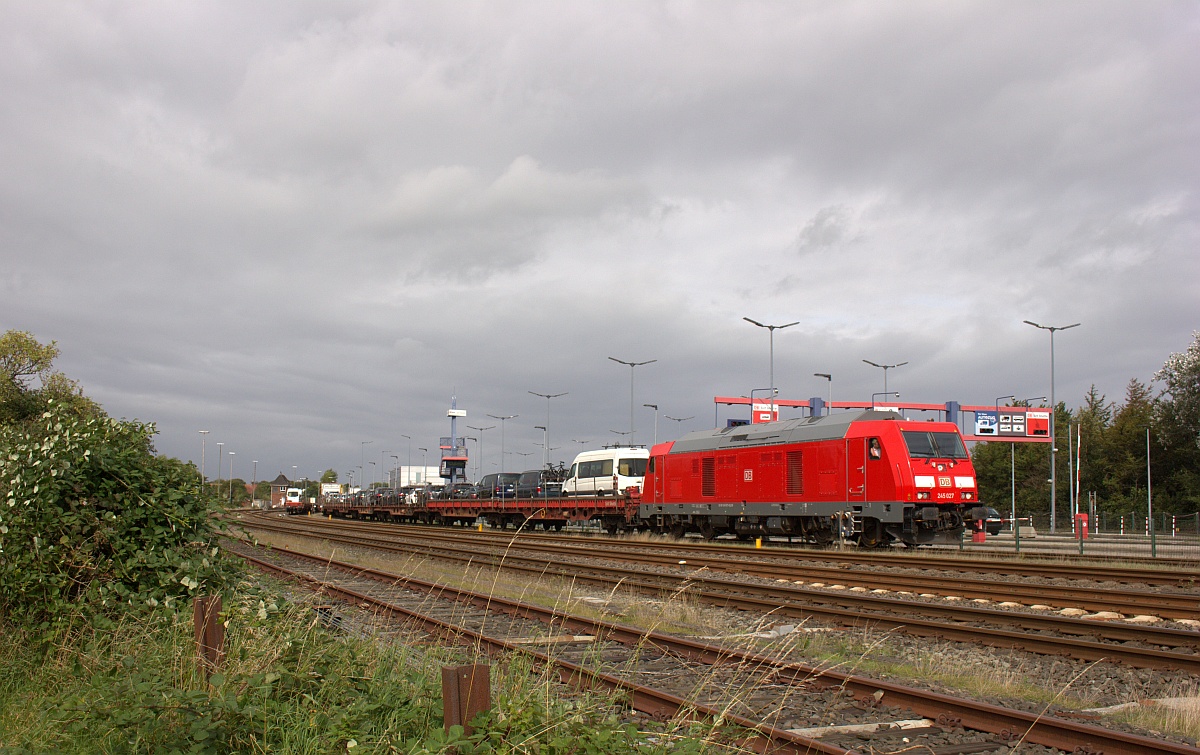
[902,431,969,459]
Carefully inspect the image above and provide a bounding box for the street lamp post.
[390,455,400,487]
[418,448,428,484]
[252,460,258,498]
[744,317,799,402]
[871,391,899,409]
[1009,396,1046,545]
[468,425,494,476]
[1024,319,1081,533]
[198,430,210,483]
[487,415,517,472]
[360,440,372,489]
[216,443,224,485]
[643,404,659,445]
[534,425,548,467]
[863,360,908,395]
[608,357,656,443]
[368,461,376,488]
[995,392,1016,537]
[571,438,592,451]
[529,391,566,470]
[995,395,1015,429]
[1147,427,1155,557]
[814,373,832,415]
[228,452,235,504]
[401,435,412,486]
[463,440,477,480]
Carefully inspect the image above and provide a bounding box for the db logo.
[938,476,951,487]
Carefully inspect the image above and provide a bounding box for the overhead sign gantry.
[712,395,1051,444]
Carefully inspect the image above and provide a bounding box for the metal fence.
[959,511,1200,560]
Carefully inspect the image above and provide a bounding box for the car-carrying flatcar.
[638,410,982,546]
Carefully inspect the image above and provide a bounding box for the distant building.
[269,474,291,507]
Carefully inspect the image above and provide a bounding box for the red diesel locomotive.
[638,410,982,546]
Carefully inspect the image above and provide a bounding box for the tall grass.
[0,573,756,753]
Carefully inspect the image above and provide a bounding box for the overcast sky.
[2,2,1196,485]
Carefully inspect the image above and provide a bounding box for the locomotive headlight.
[962,492,974,500]
[916,491,931,500]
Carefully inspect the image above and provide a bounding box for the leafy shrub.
[0,399,239,645]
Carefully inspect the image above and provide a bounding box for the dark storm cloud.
[1,1,1196,481]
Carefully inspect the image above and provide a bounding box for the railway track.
[235,513,1200,673]
[266,515,1200,619]
[228,538,1199,755]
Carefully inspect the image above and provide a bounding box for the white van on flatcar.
[561,447,649,497]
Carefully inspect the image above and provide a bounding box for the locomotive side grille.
[701,457,715,496]
[786,451,803,495]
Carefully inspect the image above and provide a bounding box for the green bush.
[0,583,719,754]
[0,399,239,646]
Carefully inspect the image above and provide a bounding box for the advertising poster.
[974,410,998,435]
[1026,411,1051,436]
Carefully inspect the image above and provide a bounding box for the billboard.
[751,402,778,424]
[975,408,1048,437]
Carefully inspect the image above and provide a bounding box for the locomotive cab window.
[868,438,882,460]
[902,431,969,459]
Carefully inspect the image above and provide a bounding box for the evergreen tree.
[1074,385,1113,515]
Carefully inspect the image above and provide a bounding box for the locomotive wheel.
[858,518,888,548]
[698,520,718,541]
[669,523,686,539]
[812,529,834,547]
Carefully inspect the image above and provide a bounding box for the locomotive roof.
[667,410,905,454]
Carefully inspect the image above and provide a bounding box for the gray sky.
[3,2,1196,485]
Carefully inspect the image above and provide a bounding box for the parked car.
[982,506,1004,535]
[477,472,520,499]
[452,483,481,499]
[515,470,564,499]
[437,483,474,500]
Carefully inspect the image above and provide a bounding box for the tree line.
[972,331,1200,528]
